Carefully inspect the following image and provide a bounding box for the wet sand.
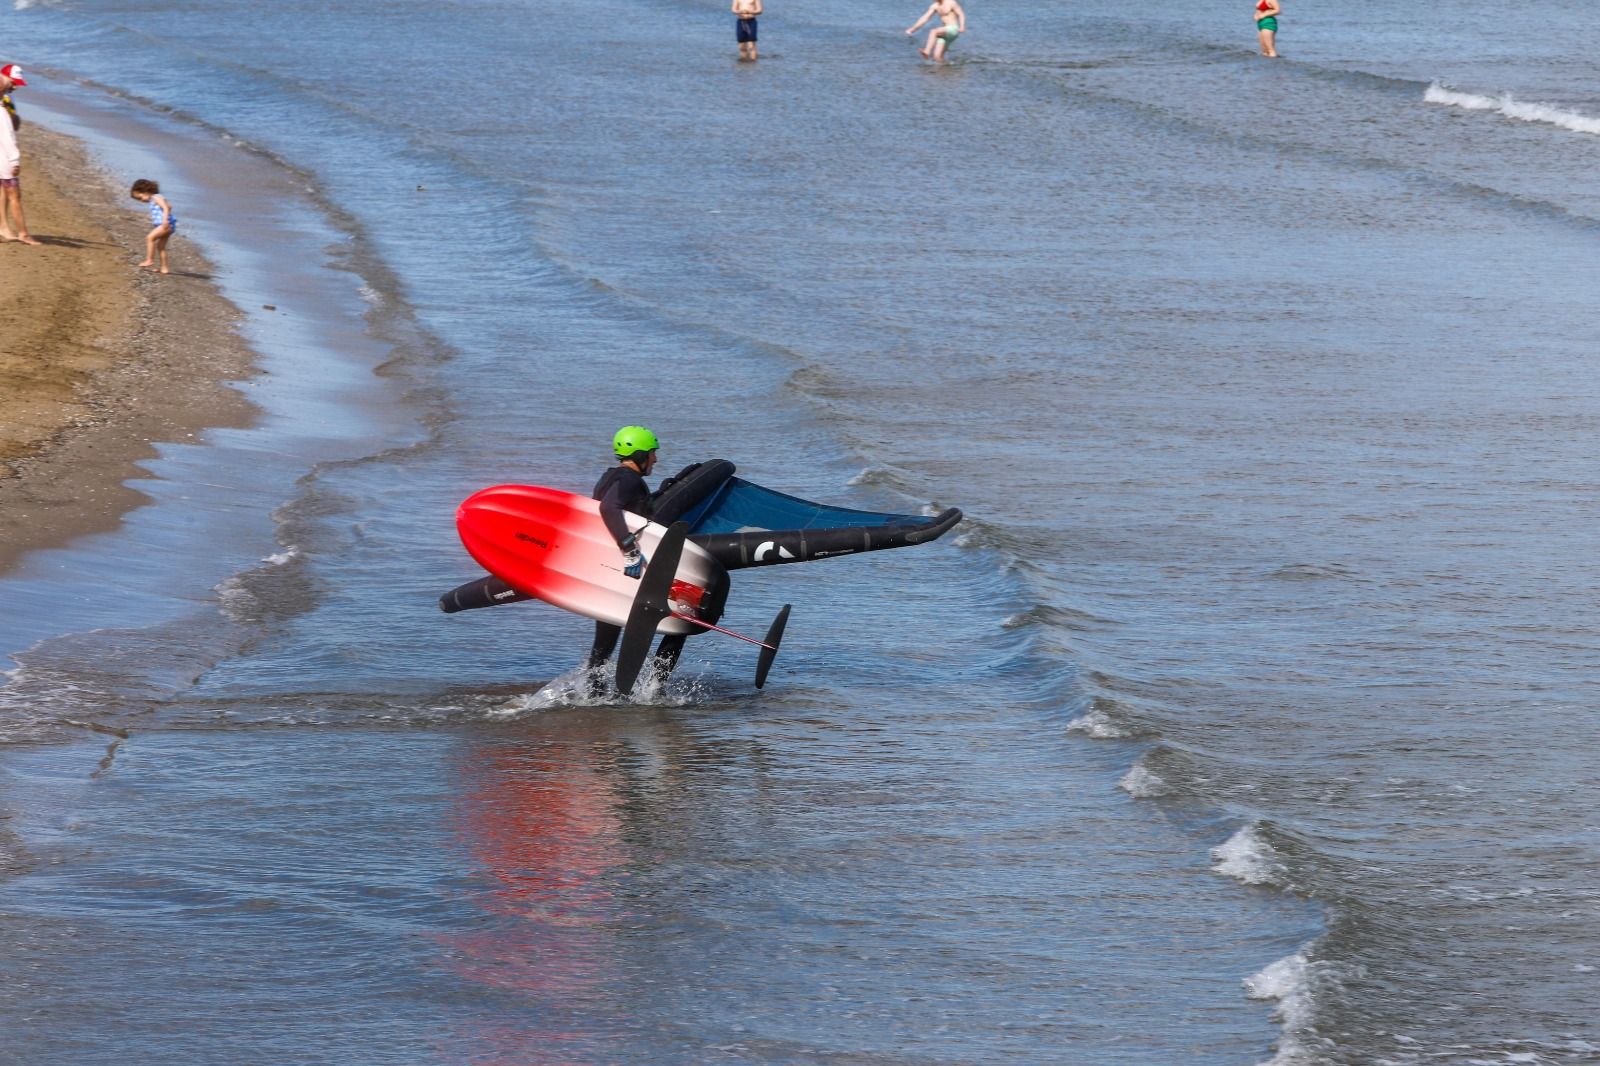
[0,122,257,575]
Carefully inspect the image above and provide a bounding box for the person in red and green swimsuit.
[1255,0,1280,57]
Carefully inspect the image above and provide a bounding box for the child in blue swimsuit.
[129,177,177,274]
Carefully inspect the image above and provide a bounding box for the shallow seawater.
[2,705,1305,1064]
[6,0,1600,1061]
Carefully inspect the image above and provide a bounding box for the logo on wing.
[753,541,796,563]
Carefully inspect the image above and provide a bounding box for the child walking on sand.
[130,178,177,273]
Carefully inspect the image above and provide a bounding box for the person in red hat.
[0,63,41,245]
[1,66,18,132]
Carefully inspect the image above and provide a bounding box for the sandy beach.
[0,121,257,576]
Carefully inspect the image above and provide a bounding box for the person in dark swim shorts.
[733,0,762,61]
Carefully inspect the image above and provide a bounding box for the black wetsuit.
[593,465,653,544]
[585,463,687,687]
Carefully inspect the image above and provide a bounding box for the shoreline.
[0,121,259,576]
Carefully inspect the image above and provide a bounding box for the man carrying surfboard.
[584,426,689,691]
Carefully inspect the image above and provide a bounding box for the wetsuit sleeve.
[597,468,649,549]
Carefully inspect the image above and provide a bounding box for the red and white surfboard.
[455,484,720,634]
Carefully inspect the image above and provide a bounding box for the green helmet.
[613,425,659,458]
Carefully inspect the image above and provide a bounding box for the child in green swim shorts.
[906,0,966,64]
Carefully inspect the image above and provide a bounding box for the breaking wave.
[1424,82,1600,135]
[1211,823,1288,887]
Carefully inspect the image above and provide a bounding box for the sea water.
[3,0,1600,1062]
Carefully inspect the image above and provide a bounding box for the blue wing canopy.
[653,460,962,571]
[679,477,930,534]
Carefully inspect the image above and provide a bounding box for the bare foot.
[918,48,930,57]
[17,234,41,246]
[159,266,170,274]
[138,258,154,267]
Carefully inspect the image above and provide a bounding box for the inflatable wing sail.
[439,459,962,614]
[654,460,962,571]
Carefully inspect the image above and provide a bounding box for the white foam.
[1435,882,1536,904]
[213,575,255,621]
[492,663,704,717]
[1244,950,1324,1065]
[1119,763,1170,798]
[1424,82,1600,135]
[1211,824,1286,887]
[493,667,597,715]
[846,465,902,488]
[1066,706,1130,739]
[1245,951,1309,1010]
[211,548,300,620]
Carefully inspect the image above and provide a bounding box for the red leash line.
[671,613,777,650]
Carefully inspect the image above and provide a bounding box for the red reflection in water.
[440,741,636,1064]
